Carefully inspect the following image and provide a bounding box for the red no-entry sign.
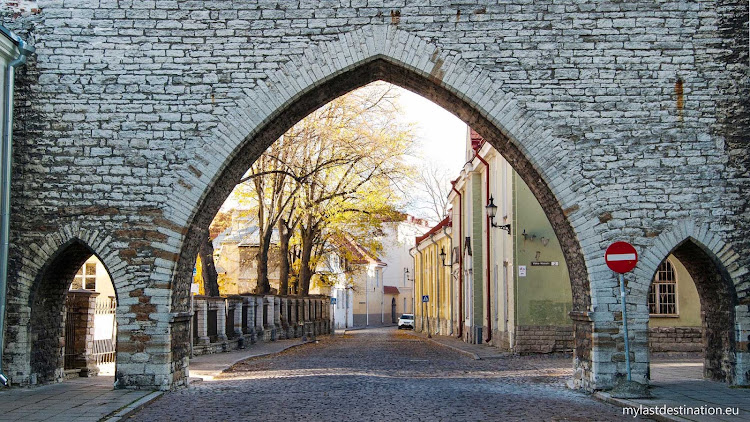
[605,241,638,274]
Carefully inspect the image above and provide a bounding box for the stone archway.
[4,3,745,392]
[3,222,128,387]
[633,220,747,385]
[168,26,593,390]
[28,239,119,384]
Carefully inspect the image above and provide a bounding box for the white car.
[397,313,414,329]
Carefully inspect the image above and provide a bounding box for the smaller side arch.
[6,222,128,385]
[634,220,744,384]
[29,238,98,383]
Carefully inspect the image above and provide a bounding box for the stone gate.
[1,0,748,390]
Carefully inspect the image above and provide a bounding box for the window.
[72,262,97,290]
[648,260,677,316]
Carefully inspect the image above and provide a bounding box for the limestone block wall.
[648,327,703,353]
[0,1,745,390]
[514,325,574,354]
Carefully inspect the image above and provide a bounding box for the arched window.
[648,260,677,316]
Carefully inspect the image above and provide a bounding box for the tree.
[408,163,453,223]
[238,136,302,294]
[290,84,414,295]
[209,82,416,296]
[198,230,221,296]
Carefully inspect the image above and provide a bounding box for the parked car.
[397,313,414,329]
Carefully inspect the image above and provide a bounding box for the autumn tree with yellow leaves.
[206,83,415,296]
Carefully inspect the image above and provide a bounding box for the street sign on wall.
[422,295,429,303]
[605,241,638,274]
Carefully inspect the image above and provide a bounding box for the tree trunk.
[255,229,274,294]
[299,225,315,296]
[278,219,291,296]
[199,231,220,297]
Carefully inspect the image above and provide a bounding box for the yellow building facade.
[412,217,454,335]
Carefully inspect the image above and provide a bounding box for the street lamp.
[404,268,413,283]
[439,247,452,267]
[486,195,511,235]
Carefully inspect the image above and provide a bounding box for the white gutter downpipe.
[408,247,416,315]
[0,29,33,387]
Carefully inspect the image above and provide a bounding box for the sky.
[394,87,468,177]
[390,85,468,224]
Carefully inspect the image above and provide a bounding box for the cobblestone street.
[129,328,639,421]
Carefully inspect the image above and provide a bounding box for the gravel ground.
[128,327,642,421]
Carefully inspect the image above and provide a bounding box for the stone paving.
[0,376,154,422]
[128,327,641,421]
[0,338,306,422]
[405,329,512,360]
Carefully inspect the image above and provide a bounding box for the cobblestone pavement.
[129,327,642,421]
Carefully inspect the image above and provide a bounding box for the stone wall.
[514,326,574,354]
[648,327,702,353]
[0,0,747,390]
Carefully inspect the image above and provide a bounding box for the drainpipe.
[475,150,492,343]
[416,247,424,332]
[420,243,431,338]
[450,182,463,339]
[0,30,33,387]
[429,234,440,335]
[409,247,417,315]
[442,225,453,336]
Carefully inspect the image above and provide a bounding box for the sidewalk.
[595,359,750,422]
[0,376,158,422]
[404,329,510,360]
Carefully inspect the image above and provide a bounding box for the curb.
[404,331,481,360]
[190,339,314,382]
[102,391,164,422]
[593,392,690,422]
[222,340,312,369]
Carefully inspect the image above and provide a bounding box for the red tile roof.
[332,235,384,265]
[383,286,400,295]
[415,215,452,245]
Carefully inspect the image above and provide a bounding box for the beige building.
[334,216,429,328]
[71,256,116,303]
[212,213,283,295]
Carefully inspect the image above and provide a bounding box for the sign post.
[605,241,638,382]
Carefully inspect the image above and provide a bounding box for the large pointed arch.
[164,24,593,388]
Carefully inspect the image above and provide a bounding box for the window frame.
[648,259,679,317]
[73,261,97,291]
